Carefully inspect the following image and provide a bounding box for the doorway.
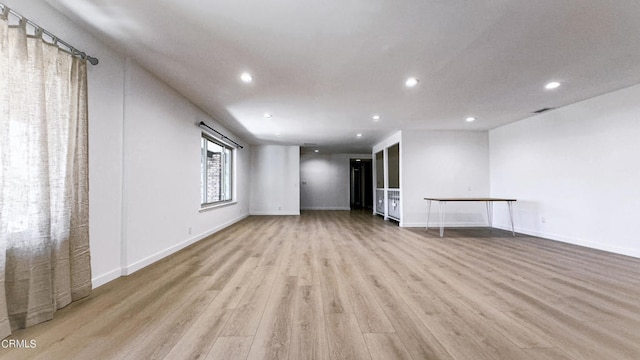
[350,158,373,209]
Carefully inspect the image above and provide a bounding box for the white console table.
[424,198,516,237]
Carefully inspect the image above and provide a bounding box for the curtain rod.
[199,122,244,149]
[0,3,99,65]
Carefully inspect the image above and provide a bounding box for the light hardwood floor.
[3,210,640,359]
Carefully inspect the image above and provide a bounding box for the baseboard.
[249,211,300,216]
[300,207,351,211]
[400,222,489,228]
[492,224,640,259]
[91,268,122,289]
[122,213,250,276]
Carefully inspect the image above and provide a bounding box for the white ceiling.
[50,0,640,153]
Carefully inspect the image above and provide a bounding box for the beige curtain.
[0,9,91,339]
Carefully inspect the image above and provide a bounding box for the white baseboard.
[91,268,122,289]
[400,222,489,228]
[122,213,250,276]
[300,207,351,211]
[249,211,300,216]
[492,224,640,259]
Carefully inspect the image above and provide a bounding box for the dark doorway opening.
[350,158,373,209]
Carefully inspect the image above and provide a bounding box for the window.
[387,143,400,189]
[201,134,233,205]
[375,151,384,188]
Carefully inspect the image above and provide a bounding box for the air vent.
[533,107,555,114]
[303,143,317,146]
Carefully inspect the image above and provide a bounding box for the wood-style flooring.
[3,210,640,359]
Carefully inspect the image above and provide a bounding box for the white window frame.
[201,132,235,207]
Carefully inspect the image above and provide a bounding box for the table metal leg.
[439,201,446,237]
[486,201,494,229]
[426,200,431,231]
[507,201,515,236]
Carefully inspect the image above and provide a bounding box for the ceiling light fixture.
[314,149,319,153]
[372,114,381,121]
[356,133,363,138]
[465,117,476,122]
[405,77,419,87]
[240,72,253,83]
[545,81,561,90]
[264,113,272,118]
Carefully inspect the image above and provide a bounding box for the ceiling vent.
[533,107,555,114]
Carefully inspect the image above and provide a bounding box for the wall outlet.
[278,206,282,211]
[188,227,192,235]
[541,216,546,224]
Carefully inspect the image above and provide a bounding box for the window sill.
[199,201,237,212]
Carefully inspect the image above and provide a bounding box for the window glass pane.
[201,134,234,205]
[388,144,400,189]
[375,151,384,188]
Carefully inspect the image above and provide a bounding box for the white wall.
[121,60,250,274]
[402,131,490,227]
[250,145,300,215]
[490,84,640,258]
[300,153,371,210]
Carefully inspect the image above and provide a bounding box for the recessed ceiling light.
[314,149,319,153]
[372,114,381,121]
[356,133,363,138]
[356,159,361,162]
[405,77,419,87]
[240,72,253,83]
[264,113,272,118]
[545,81,561,90]
[465,117,476,122]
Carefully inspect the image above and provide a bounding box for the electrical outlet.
[188,227,192,235]
[541,217,546,224]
